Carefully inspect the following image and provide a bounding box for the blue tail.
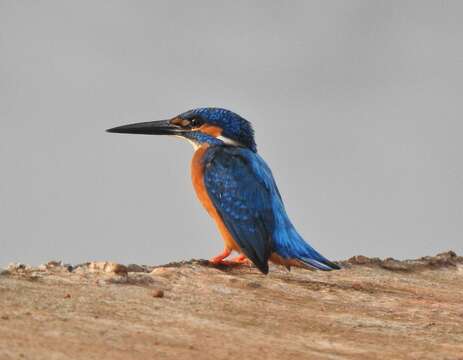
[274,225,340,271]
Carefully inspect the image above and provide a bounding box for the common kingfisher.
[107,108,339,274]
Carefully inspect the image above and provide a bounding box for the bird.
[107,107,339,274]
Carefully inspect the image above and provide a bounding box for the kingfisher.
[107,108,339,274]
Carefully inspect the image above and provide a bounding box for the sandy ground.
[0,252,462,360]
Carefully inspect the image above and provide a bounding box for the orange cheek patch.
[199,124,223,137]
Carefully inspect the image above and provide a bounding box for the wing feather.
[203,147,275,273]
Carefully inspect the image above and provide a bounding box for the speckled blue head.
[179,108,257,152]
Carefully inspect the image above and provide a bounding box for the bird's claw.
[229,255,251,265]
[208,254,251,267]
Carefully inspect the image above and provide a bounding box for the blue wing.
[203,146,339,273]
[203,147,274,273]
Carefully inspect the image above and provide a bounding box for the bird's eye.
[190,117,199,127]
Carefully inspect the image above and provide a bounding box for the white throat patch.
[175,134,241,150]
[216,135,242,147]
[174,135,200,150]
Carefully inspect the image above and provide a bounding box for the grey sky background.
[1,1,462,268]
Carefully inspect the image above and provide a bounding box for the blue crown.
[182,108,257,152]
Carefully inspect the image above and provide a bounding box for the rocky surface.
[0,252,462,360]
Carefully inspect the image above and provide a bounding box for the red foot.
[209,248,232,265]
[229,254,251,265]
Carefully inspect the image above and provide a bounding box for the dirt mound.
[1,252,462,359]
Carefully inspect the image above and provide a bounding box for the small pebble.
[47,260,62,268]
[64,293,71,299]
[246,282,261,289]
[7,263,27,272]
[352,282,363,290]
[88,261,128,275]
[152,289,164,298]
[127,264,146,273]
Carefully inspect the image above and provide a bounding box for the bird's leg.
[209,248,232,265]
[229,254,251,265]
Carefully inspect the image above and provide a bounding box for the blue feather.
[203,146,339,273]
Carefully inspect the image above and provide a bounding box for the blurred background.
[1,1,462,267]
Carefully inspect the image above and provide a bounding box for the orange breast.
[191,145,240,252]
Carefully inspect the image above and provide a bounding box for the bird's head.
[107,107,257,152]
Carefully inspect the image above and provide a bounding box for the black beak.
[106,120,184,136]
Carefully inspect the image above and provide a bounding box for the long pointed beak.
[106,120,184,136]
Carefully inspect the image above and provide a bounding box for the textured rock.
[6,263,29,272]
[0,252,462,360]
[126,264,148,273]
[87,261,128,275]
